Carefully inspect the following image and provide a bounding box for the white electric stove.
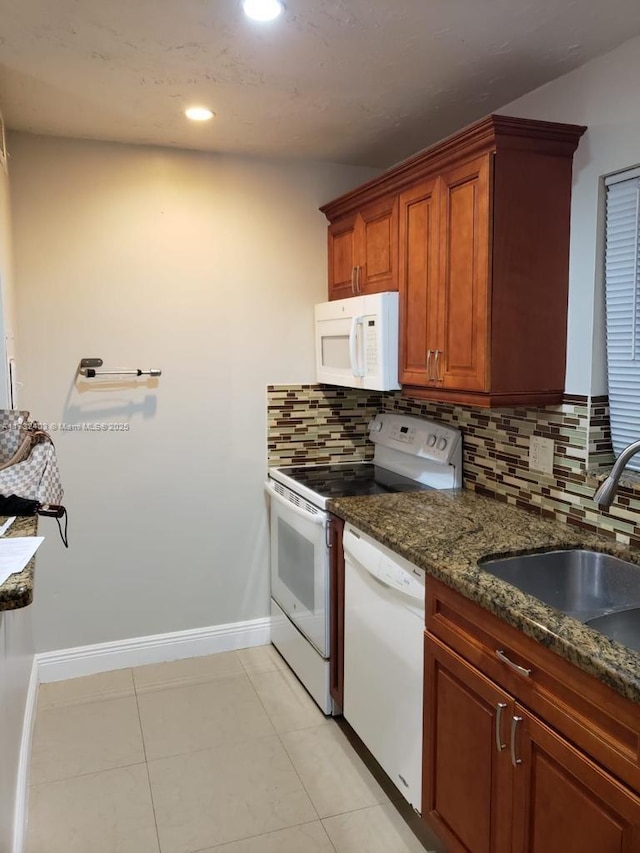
[264,412,462,713]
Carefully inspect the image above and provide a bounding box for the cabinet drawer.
[426,577,640,792]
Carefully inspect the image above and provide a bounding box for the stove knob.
[437,437,448,451]
[369,419,383,433]
[427,434,437,448]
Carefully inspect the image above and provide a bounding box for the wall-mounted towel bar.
[77,358,162,379]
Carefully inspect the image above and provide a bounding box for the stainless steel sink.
[478,550,640,622]
[585,608,640,653]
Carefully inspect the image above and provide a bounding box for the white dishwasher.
[343,522,425,812]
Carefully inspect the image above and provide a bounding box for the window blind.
[604,169,640,469]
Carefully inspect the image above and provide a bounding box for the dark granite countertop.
[0,515,40,611]
[328,489,640,705]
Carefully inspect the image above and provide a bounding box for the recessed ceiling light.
[242,0,284,22]
[185,107,215,121]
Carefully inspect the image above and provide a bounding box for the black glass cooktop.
[276,462,431,499]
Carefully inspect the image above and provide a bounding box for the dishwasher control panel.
[343,524,425,602]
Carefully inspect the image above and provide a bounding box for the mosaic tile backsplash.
[267,385,382,466]
[267,384,640,547]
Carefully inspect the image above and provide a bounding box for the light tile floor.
[26,644,444,853]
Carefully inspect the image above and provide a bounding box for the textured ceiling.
[0,0,639,167]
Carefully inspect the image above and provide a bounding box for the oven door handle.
[264,482,327,526]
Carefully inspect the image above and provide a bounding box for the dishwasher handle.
[349,558,424,602]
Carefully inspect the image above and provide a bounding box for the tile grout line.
[134,650,334,853]
[235,648,339,852]
[274,729,340,853]
[132,668,164,853]
[273,712,429,850]
[318,803,438,853]
[184,818,337,853]
[29,758,150,789]
[272,720,342,853]
[41,656,343,852]
[239,647,407,850]
[240,665,340,852]
[133,728,283,766]
[33,656,430,852]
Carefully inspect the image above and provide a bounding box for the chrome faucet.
[593,439,640,509]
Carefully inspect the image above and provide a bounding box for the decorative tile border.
[266,385,640,546]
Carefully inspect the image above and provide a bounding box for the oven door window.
[269,496,329,657]
[277,517,316,613]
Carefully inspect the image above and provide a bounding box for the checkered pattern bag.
[0,409,31,466]
[0,411,64,504]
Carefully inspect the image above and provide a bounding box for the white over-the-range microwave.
[314,292,400,391]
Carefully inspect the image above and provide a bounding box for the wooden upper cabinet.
[399,178,440,386]
[399,157,491,394]
[438,156,491,393]
[327,214,358,300]
[322,115,586,406]
[325,195,399,300]
[358,196,398,295]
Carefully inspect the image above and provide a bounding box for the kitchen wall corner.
[9,133,378,654]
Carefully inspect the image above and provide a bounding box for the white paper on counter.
[0,516,16,536]
[0,536,44,585]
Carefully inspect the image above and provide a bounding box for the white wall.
[8,133,376,653]
[498,34,640,397]
[0,607,35,853]
[0,127,33,853]
[0,115,17,407]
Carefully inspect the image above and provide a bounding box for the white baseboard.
[13,656,38,853]
[37,617,271,684]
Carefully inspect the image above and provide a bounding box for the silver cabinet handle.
[434,349,442,382]
[510,716,523,767]
[496,649,532,678]
[355,265,361,293]
[495,703,507,752]
[426,349,433,379]
[351,267,356,295]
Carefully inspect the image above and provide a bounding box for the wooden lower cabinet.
[512,708,640,853]
[423,634,640,853]
[424,634,513,853]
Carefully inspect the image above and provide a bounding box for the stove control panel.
[368,413,461,465]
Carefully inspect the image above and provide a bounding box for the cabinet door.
[424,634,513,853]
[398,178,440,387]
[328,214,358,300]
[329,514,345,712]
[437,155,491,391]
[358,196,399,295]
[512,706,640,853]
